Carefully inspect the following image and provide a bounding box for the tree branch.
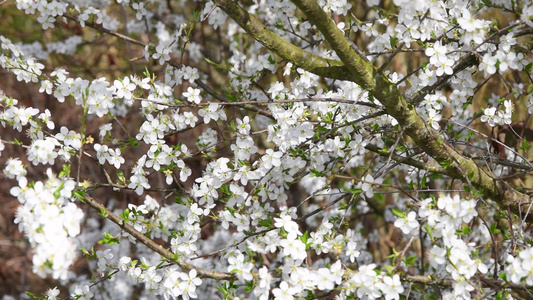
[364,144,448,175]
[290,0,376,89]
[82,194,237,281]
[213,0,353,81]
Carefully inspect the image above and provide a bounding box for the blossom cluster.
[481,99,514,127]
[117,257,202,300]
[10,169,82,280]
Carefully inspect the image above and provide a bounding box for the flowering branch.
[81,194,237,281]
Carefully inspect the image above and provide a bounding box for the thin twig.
[191,228,273,260]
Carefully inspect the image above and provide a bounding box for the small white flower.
[227,253,254,282]
[394,211,419,235]
[480,107,500,127]
[46,287,60,300]
[183,87,202,104]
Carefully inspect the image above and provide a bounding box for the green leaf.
[117,171,126,185]
[395,144,407,152]
[73,190,85,201]
[258,216,273,229]
[391,209,406,218]
[405,254,417,266]
[324,111,334,123]
[244,280,254,292]
[300,231,309,244]
[81,247,96,259]
[81,247,90,256]
[420,175,428,189]
[120,208,130,222]
[25,292,41,299]
[495,291,504,300]
[59,164,71,178]
[386,247,399,259]
[439,160,451,168]
[345,188,363,196]
[99,206,108,218]
[143,67,151,78]
[98,232,120,245]
[128,137,139,147]
[519,139,531,151]
[390,36,399,48]
[456,225,472,235]
[424,223,434,240]
[430,173,443,180]
[378,148,389,155]
[310,169,325,177]
[192,10,201,21]
[225,90,236,102]
[525,62,532,73]
[490,223,501,234]
[220,184,231,195]
[465,130,474,141]
[408,180,415,190]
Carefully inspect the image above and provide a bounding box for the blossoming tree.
[1,0,533,299]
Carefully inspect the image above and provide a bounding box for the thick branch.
[213,0,352,80]
[82,194,237,281]
[290,0,376,89]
